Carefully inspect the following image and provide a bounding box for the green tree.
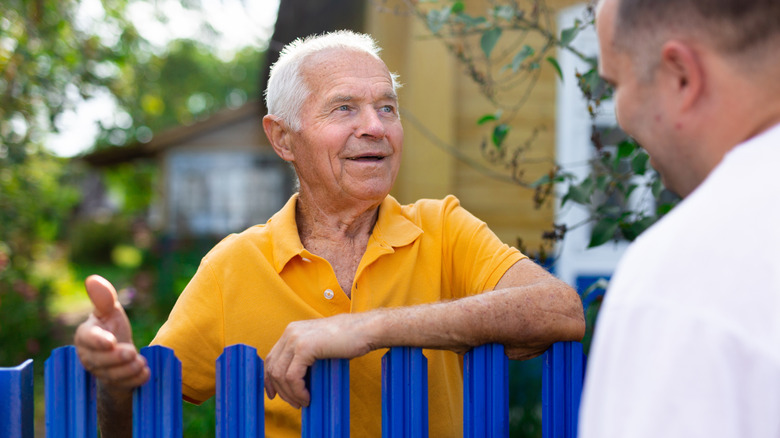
[0,0,264,366]
[95,40,263,149]
[0,0,111,365]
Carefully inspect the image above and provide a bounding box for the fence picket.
[381,346,428,437]
[463,343,509,438]
[543,341,584,438]
[0,359,33,438]
[45,346,97,437]
[216,344,264,437]
[302,358,350,438]
[134,345,182,438]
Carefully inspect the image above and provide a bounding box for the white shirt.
[579,123,780,438]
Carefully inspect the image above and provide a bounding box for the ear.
[659,40,704,112]
[263,115,295,162]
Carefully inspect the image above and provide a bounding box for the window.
[167,150,293,236]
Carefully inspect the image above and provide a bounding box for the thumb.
[85,275,119,319]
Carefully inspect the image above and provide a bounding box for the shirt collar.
[372,194,423,248]
[269,194,423,273]
[270,193,306,273]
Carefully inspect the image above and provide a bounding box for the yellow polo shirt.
[151,194,525,437]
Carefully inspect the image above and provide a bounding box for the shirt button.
[323,289,334,300]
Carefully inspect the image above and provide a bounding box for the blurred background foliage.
[1,0,262,433]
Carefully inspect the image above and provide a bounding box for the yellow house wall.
[367,0,584,252]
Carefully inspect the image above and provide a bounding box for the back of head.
[264,30,398,131]
[612,0,780,72]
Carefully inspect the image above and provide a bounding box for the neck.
[295,190,382,244]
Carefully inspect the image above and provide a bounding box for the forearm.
[264,268,584,407]
[97,384,134,438]
[365,280,585,359]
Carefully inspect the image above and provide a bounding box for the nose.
[355,108,386,139]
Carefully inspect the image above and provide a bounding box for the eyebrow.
[325,91,398,107]
[326,95,353,106]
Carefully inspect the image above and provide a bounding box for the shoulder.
[399,195,480,225]
[201,224,273,265]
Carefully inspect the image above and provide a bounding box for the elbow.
[544,283,586,343]
[565,310,586,342]
[561,289,586,342]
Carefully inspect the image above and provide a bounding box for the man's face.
[596,0,686,195]
[285,49,403,207]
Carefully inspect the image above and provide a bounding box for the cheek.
[389,124,404,151]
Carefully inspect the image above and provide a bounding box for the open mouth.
[347,155,385,161]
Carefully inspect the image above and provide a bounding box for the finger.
[77,342,134,372]
[75,324,118,351]
[85,275,119,319]
[268,351,302,408]
[286,361,311,407]
[263,373,277,400]
[271,354,311,409]
[99,355,150,389]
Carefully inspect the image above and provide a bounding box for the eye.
[379,105,395,113]
[337,104,350,111]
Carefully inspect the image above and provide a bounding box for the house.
[82,101,295,238]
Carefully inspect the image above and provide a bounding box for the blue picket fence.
[0,341,584,437]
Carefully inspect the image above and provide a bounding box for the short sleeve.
[150,259,226,403]
[439,195,526,298]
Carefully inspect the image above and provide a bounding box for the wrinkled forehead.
[302,48,389,78]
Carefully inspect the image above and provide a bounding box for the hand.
[263,313,377,409]
[74,275,149,392]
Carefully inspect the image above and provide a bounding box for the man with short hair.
[76,30,585,437]
[580,0,780,436]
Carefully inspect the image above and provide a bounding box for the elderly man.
[75,30,585,437]
[580,0,780,437]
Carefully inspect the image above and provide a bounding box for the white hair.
[264,30,401,131]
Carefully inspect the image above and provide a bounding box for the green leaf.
[530,174,551,188]
[510,45,534,72]
[562,178,593,206]
[481,27,502,58]
[477,114,498,125]
[427,6,452,34]
[451,1,465,13]
[623,216,656,241]
[494,5,516,21]
[625,183,638,199]
[455,13,487,28]
[617,140,636,159]
[631,151,649,175]
[589,218,620,248]
[657,202,675,215]
[546,57,563,81]
[595,174,609,192]
[596,204,622,218]
[560,25,581,47]
[477,110,502,125]
[492,123,510,148]
[652,178,665,198]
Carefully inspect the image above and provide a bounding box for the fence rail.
[0,342,584,437]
